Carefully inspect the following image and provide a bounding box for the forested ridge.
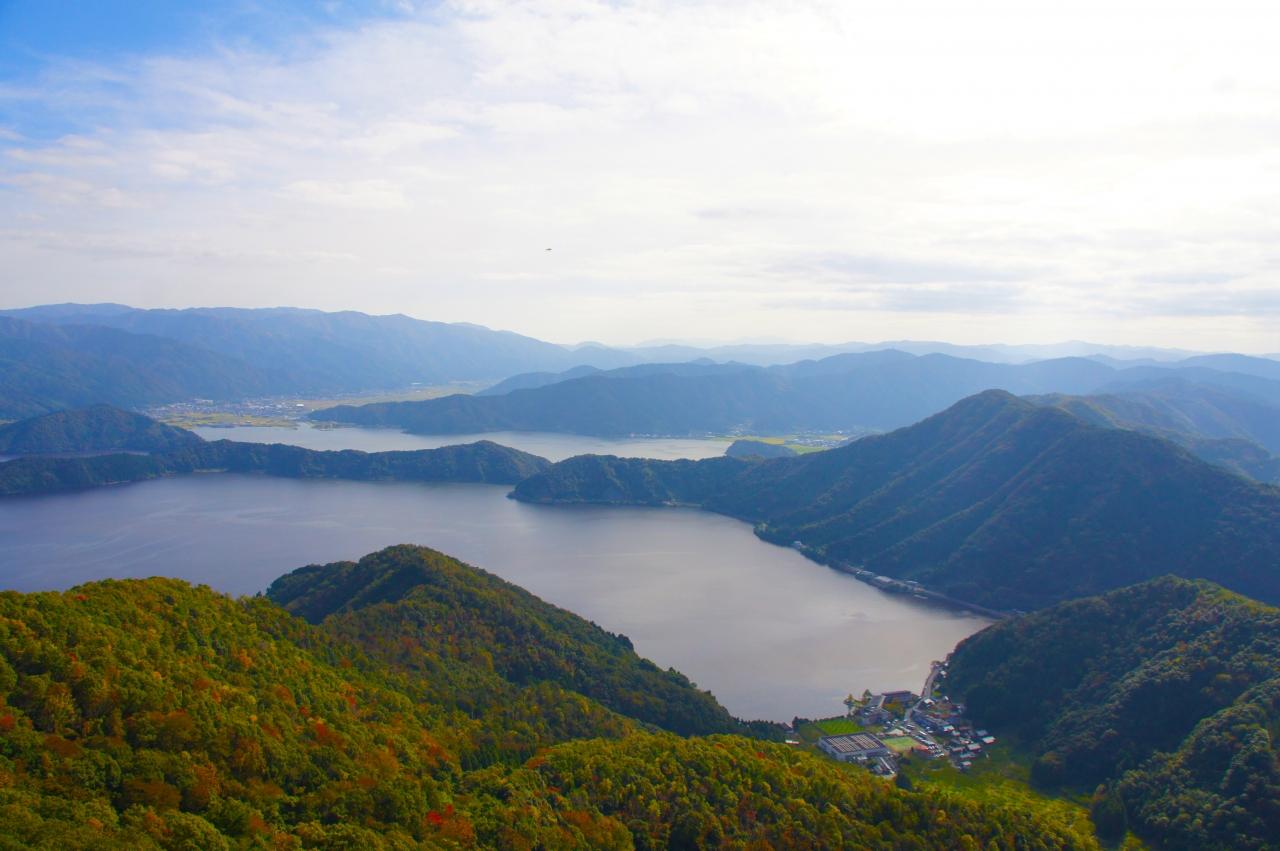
[513,390,1280,610]
[946,577,1280,849]
[0,403,203,455]
[315,347,1280,438]
[0,545,1100,849]
[0,437,550,496]
[310,353,1121,436]
[0,405,552,496]
[266,545,742,738]
[1032,385,1280,483]
[0,315,279,420]
[0,305,639,418]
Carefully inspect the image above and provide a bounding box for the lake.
[192,422,731,462]
[0,426,990,721]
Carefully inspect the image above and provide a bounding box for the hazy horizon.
[3,1,1279,353]
[4,298,1268,356]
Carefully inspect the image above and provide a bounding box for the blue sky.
[1,0,1277,351]
[0,1,415,138]
[0,1,411,67]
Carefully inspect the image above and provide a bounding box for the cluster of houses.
[817,669,1000,777]
[813,690,924,777]
[915,699,996,771]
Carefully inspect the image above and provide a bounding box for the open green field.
[794,716,868,746]
[813,717,864,735]
[882,735,917,753]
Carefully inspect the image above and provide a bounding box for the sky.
[1,0,1278,351]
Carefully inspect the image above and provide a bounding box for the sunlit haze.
[2,0,1277,351]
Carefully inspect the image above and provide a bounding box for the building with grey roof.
[817,733,892,763]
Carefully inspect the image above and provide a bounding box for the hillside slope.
[312,352,1119,435]
[1032,384,1280,484]
[0,404,203,454]
[2,304,638,395]
[0,316,278,419]
[513,391,1280,610]
[267,545,739,736]
[946,577,1280,850]
[0,547,1099,849]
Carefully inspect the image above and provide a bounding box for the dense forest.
[1032,383,1280,483]
[0,545,1101,849]
[0,403,204,455]
[946,577,1280,849]
[513,390,1280,610]
[266,545,742,739]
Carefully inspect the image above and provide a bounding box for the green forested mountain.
[1033,381,1280,483]
[315,348,1280,438]
[474,361,745,396]
[0,403,203,455]
[0,436,549,496]
[0,304,638,404]
[7,303,1279,437]
[945,577,1280,850]
[1040,380,1280,453]
[0,545,1100,849]
[513,391,1280,610]
[0,316,279,420]
[315,370,801,435]
[266,545,741,737]
[312,353,1118,435]
[1176,437,1280,485]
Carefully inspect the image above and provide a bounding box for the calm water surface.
[193,422,730,462]
[0,428,989,720]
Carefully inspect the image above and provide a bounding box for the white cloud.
[0,0,1278,351]
[284,178,411,210]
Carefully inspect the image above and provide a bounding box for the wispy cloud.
[0,0,1277,351]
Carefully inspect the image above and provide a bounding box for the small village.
[801,658,997,779]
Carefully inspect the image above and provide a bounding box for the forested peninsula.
[0,406,549,495]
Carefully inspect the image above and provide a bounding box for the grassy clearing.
[882,735,917,753]
[813,717,864,736]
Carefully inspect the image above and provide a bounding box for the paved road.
[901,661,946,755]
